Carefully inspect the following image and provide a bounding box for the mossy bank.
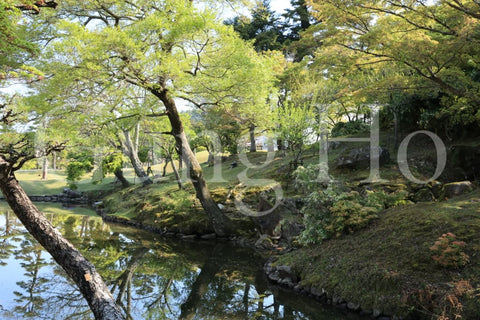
[271,189,480,319]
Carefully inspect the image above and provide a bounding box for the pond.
[0,204,365,320]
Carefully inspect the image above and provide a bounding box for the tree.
[45,0,276,235]
[308,0,480,135]
[0,4,125,319]
[225,0,285,52]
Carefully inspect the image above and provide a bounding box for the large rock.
[444,181,474,198]
[336,147,390,170]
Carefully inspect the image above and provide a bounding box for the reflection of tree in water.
[0,212,361,320]
[0,210,23,266]
[13,234,53,318]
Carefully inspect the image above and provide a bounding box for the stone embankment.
[0,188,89,204]
[264,260,404,320]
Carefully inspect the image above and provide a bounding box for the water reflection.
[0,206,364,320]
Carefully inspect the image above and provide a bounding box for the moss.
[275,189,480,318]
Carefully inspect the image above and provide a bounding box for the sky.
[269,0,292,14]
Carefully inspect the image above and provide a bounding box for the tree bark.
[41,156,48,180]
[249,123,256,153]
[170,156,183,190]
[122,129,152,185]
[0,157,124,320]
[114,168,130,188]
[153,88,231,236]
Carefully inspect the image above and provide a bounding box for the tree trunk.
[170,156,183,190]
[154,89,231,236]
[0,158,124,320]
[249,123,256,153]
[114,168,130,188]
[122,129,152,185]
[52,151,57,170]
[162,158,169,177]
[41,156,48,180]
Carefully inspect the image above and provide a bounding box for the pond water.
[0,205,365,320]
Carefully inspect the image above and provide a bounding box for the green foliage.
[331,121,370,137]
[66,152,94,188]
[430,233,470,269]
[102,153,124,175]
[298,185,379,244]
[296,166,410,245]
[137,147,150,163]
[276,102,314,162]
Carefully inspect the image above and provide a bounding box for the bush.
[298,186,379,244]
[331,121,370,137]
[295,166,411,245]
[430,233,469,268]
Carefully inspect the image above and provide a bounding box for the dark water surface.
[0,205,365,319]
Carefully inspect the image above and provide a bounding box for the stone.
[347,302,360,311]
[182,234,197,240]
[280,277,294,287]
[373,309,382,317]
[336,146,390,170]
[332,295,344,305]
[255,234,275,250]
[268,271,280,282]
[444,181,474,198]
[280,220,303,245]
[412,188,434,202]
[200,233,216,240]
[428,181,444,199]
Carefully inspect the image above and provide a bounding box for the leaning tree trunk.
[154,89,231,236]
[114,168,130,188]
[0,158,124,320]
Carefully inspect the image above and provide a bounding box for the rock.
[255,234,275,250]
[293,284,302,292]
[428,180,444,199]
[200,233,217,240]
[373,309,382,317]
[347,302,360,311]
[217,203,225,210]
[252,198,282,236]
[332,295,344,305]
[182,234,197,240]
[360,309,373,316]
[444,181,474,198]
[280,277,294,287]
[411,187,434,202]
[281,220,303,245]
[63,188,82,198]
[336,146,390,170]
[267,271,280,282]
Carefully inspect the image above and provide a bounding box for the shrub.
[331,120,370,137]
[294,166,411,245]
[298,185,379,244]
[430,233,469,268]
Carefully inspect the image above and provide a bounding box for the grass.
[0,200,98,217]
[274,189,480,319]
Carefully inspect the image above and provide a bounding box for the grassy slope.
[275,189,480,318]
